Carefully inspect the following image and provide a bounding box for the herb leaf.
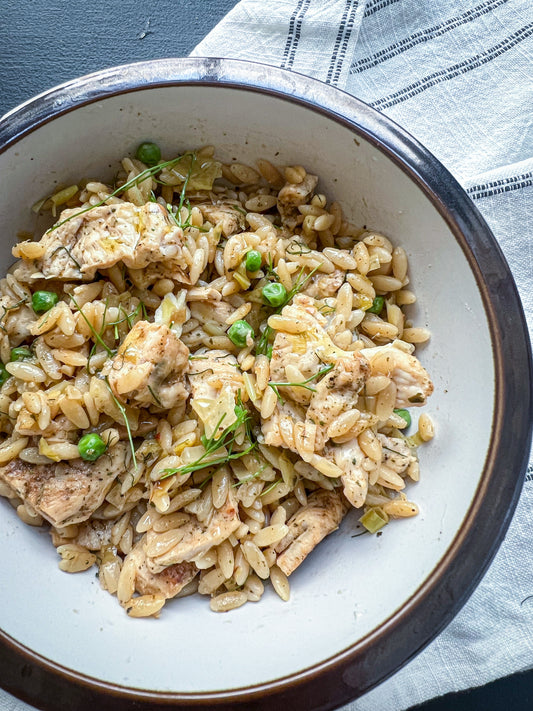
[47,153,195,232]
[159,403,256,480]
[268,363,334,403]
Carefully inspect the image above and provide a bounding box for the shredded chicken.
[327,438,368,508]
[378,433,416,474]
[197,203,246,237]
[0,298,34,346]
[277,173,319,228]
[0,443,128,527]
[275,490,349,575]
[360,344,433,407]
[16,202,189,281]
[104,321,189,410]
[147,491,241,571]
[306,356,369,450]
[126,541,198,599]
[267,295,368,453]
[303,269,345,299]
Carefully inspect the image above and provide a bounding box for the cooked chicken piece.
[269,295,345,405]
[378,433,416,474]
[188,349,244,398]
[0,298,35,346]
[268,295,369,448]
[360,344,433,407]
[277,173,319,228]
[326,438,368,508]
[68,519,114,550]
[147,491,240,572]
[303,269,345,299]
[105,321,189,410]
[274,490,349,576]
[127,260,192,290]
[262,400,306,451]
[19,202,188,281]
[189,299,234,327]
[0,443,128,527]
[197,203,245,237]
[126,540,198,599]
[306,355,369,450]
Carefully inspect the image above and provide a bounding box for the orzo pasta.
[0,144,434,617]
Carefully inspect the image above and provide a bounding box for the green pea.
[393,408,412,428]
[227,320,255,348]
[32,291,58,314]
[135,142,161,167]
[78,433,107,462]
[0,363,9,386]
[367,296,385,314]
[262,282,287,307]
[245,250,262,272]
[10,347,32,362]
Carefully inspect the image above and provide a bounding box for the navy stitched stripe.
[352,0,509,74]
[281,0,312,70]
[468,171,533,199]
[364,0,400,18]
[326,1,354,84]
[327,1,361,86]
[370,23,533,110]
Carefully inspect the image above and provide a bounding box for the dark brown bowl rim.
[0,58,531,711]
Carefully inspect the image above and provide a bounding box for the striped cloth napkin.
[190,0,533,709]
[2,2,531,711]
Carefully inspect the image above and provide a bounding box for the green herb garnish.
[159,404,256,480]
[268,363,334,403]
[47,153,194,232]
[256,263,321,357]
[104,376,137,469]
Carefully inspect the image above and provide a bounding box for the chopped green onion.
[367,296,385,314]
[32,291,58,314]
[135,142,161,166]
[78,433,107,462]
[262,282,287,307]
[360,507,389,534]
[10,347,32,362]
[228,320,255,348]
[393,408,412,428]
[245,250,262,272]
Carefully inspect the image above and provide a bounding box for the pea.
[393,408,412,428]
[227,320,255,348]
[367,296,385,314]
[262,282,287,307]
[32,291,58,314]
[135,142,161,167]
[10,347,32,362]
[245,250,262,272]
[78,433,107,462]
[0,363,9,386]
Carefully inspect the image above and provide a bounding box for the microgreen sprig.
[104,376,137,469]
[159,403,256,481]
[47,153,195,232]
[268,363,334,403]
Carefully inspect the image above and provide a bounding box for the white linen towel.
[189,0,533,708]
[1,1,531,709]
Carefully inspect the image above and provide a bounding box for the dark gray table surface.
[0,1,531,709]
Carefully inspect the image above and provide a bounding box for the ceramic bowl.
[0,58,530,711]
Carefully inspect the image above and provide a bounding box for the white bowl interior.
[0,86,493,692]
